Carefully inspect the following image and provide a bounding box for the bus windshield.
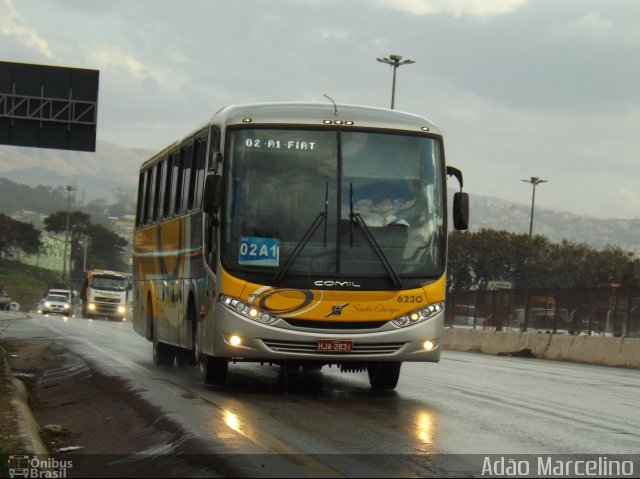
[90,275,129,291]
[222,128,445,286]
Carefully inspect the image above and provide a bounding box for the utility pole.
[62,185,75,279]
[522,177,547,236]
[83,234,89,272]
[377,54,415,109]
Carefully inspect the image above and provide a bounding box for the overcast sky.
[1,0,639,219]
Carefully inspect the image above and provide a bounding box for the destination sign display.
[239,236,280,267]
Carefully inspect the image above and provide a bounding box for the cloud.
[315,28,349,41]
[375,0,527,17]
[0,0,53,58]
[550,12,640,47]
[87,45,168,86]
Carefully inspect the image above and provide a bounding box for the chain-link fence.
[445,287,640,337]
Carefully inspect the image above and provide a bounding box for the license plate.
[317,339,353,352]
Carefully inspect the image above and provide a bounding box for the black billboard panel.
[0,61,99,152]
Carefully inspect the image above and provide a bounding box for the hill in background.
[1,141,638,252]
[0,141,152,204]
[468,194,640,252]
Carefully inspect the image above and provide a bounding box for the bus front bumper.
[211,305,443,363]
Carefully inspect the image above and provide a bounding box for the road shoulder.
[1,339,234,477]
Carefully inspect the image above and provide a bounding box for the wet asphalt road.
[2,313,639,477]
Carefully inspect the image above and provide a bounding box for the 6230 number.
[397,295,423,303]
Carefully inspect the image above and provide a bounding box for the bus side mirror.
[203,173,222,215]
[453,192,469,230]
[447,165,469,231]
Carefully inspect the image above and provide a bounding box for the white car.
[41,294,71,315]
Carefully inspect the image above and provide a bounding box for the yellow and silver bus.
[133,102,468,390]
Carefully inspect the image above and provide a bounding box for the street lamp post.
[377,54,415,109]
[62,185,75,280]
[522,177,547,236]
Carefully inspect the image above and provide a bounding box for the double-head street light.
[62,185,75,280]
[377,54,415,109]
[522,177,547,236]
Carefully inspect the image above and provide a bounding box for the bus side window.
[170,150,181,216]
[152,161,164,222]
[180,142,194,213]
[193,136,207,208]
[135,170,147,227]
[144,167,155,225]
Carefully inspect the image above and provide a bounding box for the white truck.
[82,270,131,321]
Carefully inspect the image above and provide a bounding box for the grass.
[0,258,62,311]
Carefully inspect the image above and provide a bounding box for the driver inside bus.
[355,190,411,227]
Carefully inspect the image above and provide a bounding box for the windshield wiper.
[273,183,328,286]
[349,183,402,289]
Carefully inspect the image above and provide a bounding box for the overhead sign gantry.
[0,61,99,152]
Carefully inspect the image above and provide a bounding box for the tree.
[622,253,640,289]
[447,230,475,291]
[44,211,129,273]
[447,229,636,291]
[43,211,91,235]
[84,224,128,271]
[44,211,92,270]
[0,214,42,254]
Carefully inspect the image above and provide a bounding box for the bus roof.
[210,102,441,134]
[141,102,441,169]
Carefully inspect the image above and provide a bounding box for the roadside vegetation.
[448,229,640,291]
[0,258,62,311]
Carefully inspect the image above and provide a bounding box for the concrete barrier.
[442,328,640,368]
[2,355,48,455]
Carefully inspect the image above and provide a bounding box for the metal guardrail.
[446,287,640,337]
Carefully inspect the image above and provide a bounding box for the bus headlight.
[117,305,126,314]
[88,303,96,311]
[392,302,444,328]
[220,295,280,326]
[63,303,70,309]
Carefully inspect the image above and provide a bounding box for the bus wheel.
[367,361,402,390]
[199,355,228,385]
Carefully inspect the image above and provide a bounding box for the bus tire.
[199,355,228,385]
[367,361,402,390]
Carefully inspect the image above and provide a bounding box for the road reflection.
[191,363,442,458]
[415,410,433,445]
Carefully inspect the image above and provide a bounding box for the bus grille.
[282,319,388,330]
[261,340,404,355]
